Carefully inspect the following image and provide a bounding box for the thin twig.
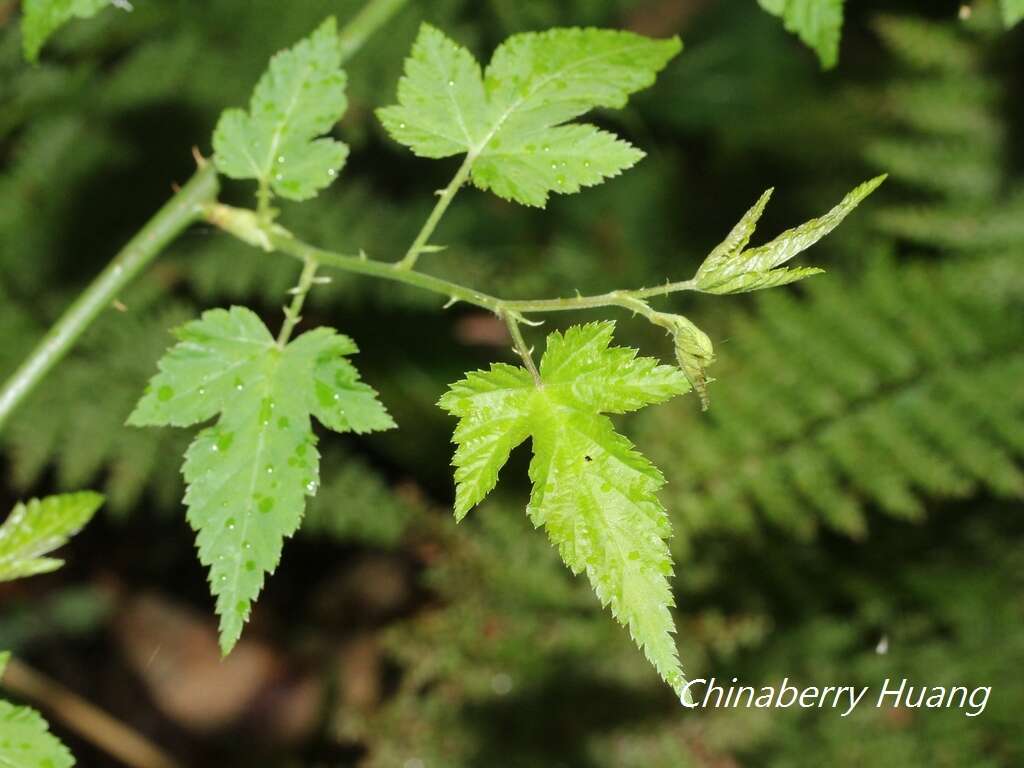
[2,657,180,768]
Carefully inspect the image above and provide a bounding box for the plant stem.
[338,0,410,64]
[2,656,181,768]
[204,211,702,320]
[272,228,697,313]
[0,163,219,432]
[256,181,273,224]
[277,257,320,346]
[502,281,699,313]
[262,226,508,311]
[505,313,541,385]
[396,153,475,270]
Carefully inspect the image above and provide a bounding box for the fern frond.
[865,14,1017,249]
[863,138,999,202]
[873,190,1024,252]
[0,115,120,293]
[871,15,978,73]
[637,257,1024,549]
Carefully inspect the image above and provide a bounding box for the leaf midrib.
[222,360,279,638]
[471,39,662,157]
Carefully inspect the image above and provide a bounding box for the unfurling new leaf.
[213,17,349,203]
[0,491,103,582]
[21,0,130,63]
[695,176,886,295]
[378,24,681,207]
[758,0,846,69]
[439,322,692,699]
[129,307,394,653]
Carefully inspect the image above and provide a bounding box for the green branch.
[205,204,704,321]
[0,163,220,432]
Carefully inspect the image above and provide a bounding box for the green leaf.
[695,176,885,294]
[0,492,103,582]
[698,187,774,278]
[439,322,691,699]
[758,0,846,69]
[441,363,535,520]
[0,700,74,768]
[212,17,349,203]
[1003,0,1024,27]
[129,307,394,653]
[378,24,680,207]
[21,0,128,63]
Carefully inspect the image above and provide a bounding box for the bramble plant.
[0,0,887,719]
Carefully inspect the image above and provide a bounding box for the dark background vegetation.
[1,0,1023,765]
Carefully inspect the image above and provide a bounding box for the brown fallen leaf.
[112,592,317,741]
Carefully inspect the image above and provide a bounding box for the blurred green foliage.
[0,1,1022,766]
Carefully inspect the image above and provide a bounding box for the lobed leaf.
[378,24,681,207]
[758,0,846,69]
[696,176,885,294]
[0,492,103,582]
[21,0,129,63]
[437,364,534,520]
[129,307,394,653]
[212,17,349,202]
[0,700,74,768]
[439,321,692,699]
